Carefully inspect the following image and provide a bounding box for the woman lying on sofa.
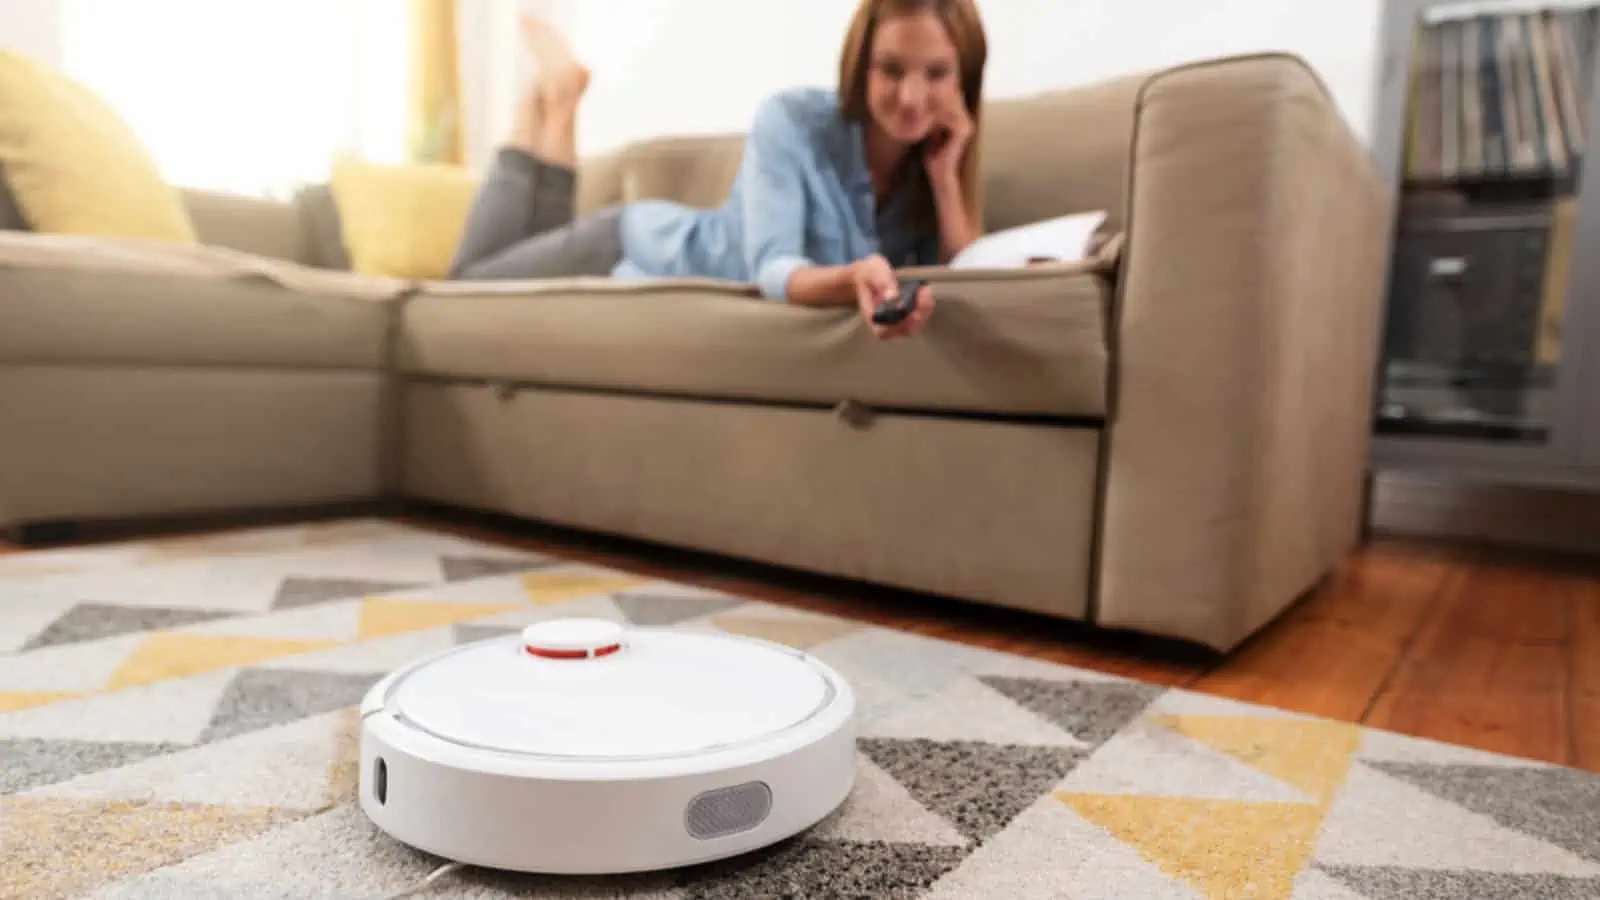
[446,0,988,340]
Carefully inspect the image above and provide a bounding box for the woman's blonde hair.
[837,0,988,237]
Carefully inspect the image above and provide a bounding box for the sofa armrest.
[1095,53,1392,651]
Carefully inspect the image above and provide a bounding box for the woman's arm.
[740,93,892,307]
[737,91,925,317]
[785,264,859,306]
[740,94,852,304]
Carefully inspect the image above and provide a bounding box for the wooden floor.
[5,507,1597,773]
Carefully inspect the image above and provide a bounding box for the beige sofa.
[0,53,1390,652]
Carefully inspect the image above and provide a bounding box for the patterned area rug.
[2,519,1597,899]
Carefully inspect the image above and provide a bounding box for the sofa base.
[401,380,1103,622]
[0,365,391,529]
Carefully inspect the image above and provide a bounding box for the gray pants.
[447,148,624,280]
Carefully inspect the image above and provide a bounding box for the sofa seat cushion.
[401,263,1110,419]
[0,233,404,370]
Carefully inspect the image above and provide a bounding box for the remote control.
[872,279,925,326]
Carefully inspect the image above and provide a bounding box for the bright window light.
[59,0,410,197]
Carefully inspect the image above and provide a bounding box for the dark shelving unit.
[1370,0,1600,492]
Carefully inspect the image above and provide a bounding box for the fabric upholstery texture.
[0,267,392,371]
[402,382,1102,620]
[1094,55,1390,648]
[292,184,355,271]
[0,366,388,524]
[0,52,1389,652]
[178,188,317,267]
[402,263,1111,418]
[0,230,406,300]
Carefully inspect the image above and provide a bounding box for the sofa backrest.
[1,172,345,269]
[578,71,1147,234]
[577,133,746,217]
[977,72,1143,232]
[6,72,1149,264]
[179,188,321,267]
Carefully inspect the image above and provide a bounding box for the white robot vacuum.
[358,617,857,875]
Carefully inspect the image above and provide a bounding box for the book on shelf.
[1405,5,1599,183]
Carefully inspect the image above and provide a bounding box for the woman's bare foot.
[520,15,582,75]
[510,83,545,158]
[518,16,589,166]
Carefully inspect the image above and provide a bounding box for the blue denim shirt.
[610,87,940,300]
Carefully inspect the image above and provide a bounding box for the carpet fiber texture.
[2,519,1597,899]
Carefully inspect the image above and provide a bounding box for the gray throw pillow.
[293,184,352,270]
[0,166,29,231]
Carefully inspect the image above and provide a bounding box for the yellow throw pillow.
[329,156,479,279]
[0,50,196,243]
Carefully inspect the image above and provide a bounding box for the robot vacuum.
[358,618,857,875]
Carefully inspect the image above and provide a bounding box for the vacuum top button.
[522,618,626,660]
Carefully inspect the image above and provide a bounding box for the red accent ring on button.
[524,642,623,660]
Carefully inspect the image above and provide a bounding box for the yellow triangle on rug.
[1151,714,1363,805]
[0,690,81,712]
[0,795,305,899]
[105,634,337,690]
[1058,792,1325,899]
[710,614,863,650]
[355,598,520,640]
[520,571,651,606]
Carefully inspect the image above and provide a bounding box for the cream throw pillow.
[328,156,479,280]
[0,50,196,243]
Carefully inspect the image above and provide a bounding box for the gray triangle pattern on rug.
[439,555,556,582]
[613,591,743,627]
[1368,762,1600,863]
[977,676,1162,747]
[452,623,520,645]
[858,737,1089,843]
[1,737,185,794]
[198,669,384,744]
[1319,865,1600,899]
[19,604,234,652]
[271,577,423,611]
[673,836,969,899]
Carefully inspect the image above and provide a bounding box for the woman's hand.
[851,254,934,339]
[922,95,974,189]
[923,92,980,260]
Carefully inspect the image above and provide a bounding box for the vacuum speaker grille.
[685,782,772,839]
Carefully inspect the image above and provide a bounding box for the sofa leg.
[1359,470,1377,543]
[6,520,83,547]
[377,496,414,519]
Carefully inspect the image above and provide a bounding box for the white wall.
[460,0,1385,162]
[458,0,583,169]
[5,0,1388,173]
[0,0,64,63]
[570,0,866,153]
